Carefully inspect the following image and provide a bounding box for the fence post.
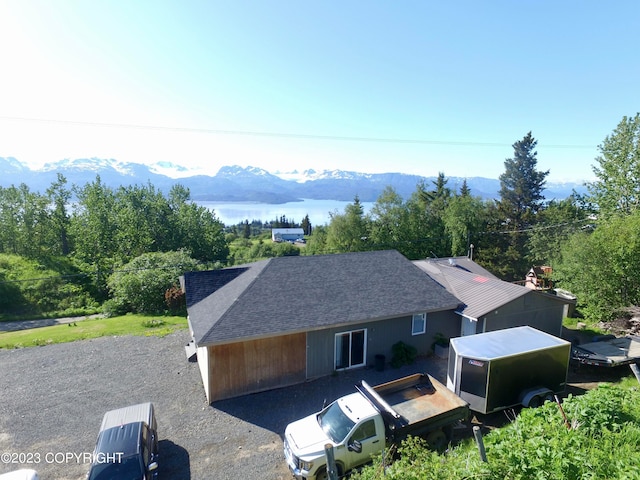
[473,426,487,462]
[324,443,338,480]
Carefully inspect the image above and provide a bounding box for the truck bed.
[572,335,640,367]
[370,373,469,428]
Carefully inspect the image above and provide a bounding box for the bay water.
[196,199,374,227]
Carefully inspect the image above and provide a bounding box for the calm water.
[196,199,374,227]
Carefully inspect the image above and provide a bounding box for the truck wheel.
[426,429,447,450]
[316,465,342,480]
[316,467,328,480]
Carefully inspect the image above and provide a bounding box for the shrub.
[390,341,417,368]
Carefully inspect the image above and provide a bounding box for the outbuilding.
[413,257,572,337]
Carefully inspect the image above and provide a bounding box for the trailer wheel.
[528,394,542,408]
[426,429,447,450]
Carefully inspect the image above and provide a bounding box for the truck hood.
[285,414,332,456]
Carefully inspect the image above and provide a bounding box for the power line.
[0,115,597,149]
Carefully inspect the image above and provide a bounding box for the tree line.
[0,175,227,316]
[1,114,639,323]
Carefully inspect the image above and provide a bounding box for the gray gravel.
[0,330,448,480]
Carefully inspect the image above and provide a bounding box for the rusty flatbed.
[357,373,469,440]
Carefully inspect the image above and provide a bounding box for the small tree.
[587,113,640,216]
[105,250,201,315]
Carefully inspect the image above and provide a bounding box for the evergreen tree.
[498,132,549,228]
[494,132,549,280]
[301,214,312,235]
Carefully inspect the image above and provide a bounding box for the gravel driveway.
[0,330,448,480]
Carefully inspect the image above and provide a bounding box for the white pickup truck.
[283,373,469,480]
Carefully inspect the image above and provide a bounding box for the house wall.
[306,310,459,378]
[196,345,211,401]
[205,333,306,403]
[480,292,564,336]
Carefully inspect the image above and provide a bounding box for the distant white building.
[272,228,305,243]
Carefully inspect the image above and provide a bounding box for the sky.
[0,1,638,183]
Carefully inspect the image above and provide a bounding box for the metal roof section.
[185,250,462,346]
[99,402,155,432]
[450,326,570,359]
[413,257,530,320]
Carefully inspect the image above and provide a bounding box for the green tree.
[169,185,229,263]
[368,186,409,251]
[304,225,328,255]
[70,176,119,294]
[442,186,485,256]
[0,184,54,258]
[494,132,549,280]
[45,174,72,256]
[105,250,201,315]
[525,193,593,267]
[301,214,312,236]
[555,212,640,321]
[587,113,640,216]
[325,196,371,253]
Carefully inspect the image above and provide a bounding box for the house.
[524,265,553,290]
[413,257,572,337]
[182,250,462,403]
[271,228,304,243]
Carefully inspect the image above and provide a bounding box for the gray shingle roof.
[413,258,530,320]
[184,250,461,346]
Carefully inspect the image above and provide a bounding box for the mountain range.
[0,156,587,204]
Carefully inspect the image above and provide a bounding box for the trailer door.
[459,358,489,413]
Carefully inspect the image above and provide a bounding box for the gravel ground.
[0,330,449,480]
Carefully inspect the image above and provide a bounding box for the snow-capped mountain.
[0,156,587,204]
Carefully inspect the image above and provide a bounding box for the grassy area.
[0,314,188,349]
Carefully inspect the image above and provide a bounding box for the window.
[412,313,426,335]
[350,419,377,443]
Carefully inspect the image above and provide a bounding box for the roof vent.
[448,258,457,266]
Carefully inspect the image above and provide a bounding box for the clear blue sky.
[1,1,638,182]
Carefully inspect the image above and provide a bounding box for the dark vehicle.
[87,402,158,480]
[447,326,571,414]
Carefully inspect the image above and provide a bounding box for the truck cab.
[284,392,386,480]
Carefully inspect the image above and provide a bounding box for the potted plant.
[432,333,450,359]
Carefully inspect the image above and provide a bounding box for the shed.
[413,257,572,337]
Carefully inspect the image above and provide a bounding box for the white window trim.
[334,329,368,370]
[412,313,426,335]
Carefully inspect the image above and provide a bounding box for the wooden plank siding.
[206,332,306,402]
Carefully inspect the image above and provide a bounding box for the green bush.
[390,341,417,368]
[107,250,201,315]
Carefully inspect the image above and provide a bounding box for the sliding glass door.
[335,329,367,370]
